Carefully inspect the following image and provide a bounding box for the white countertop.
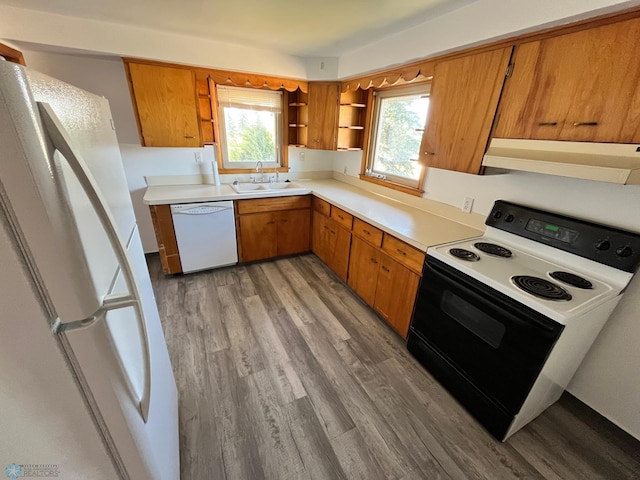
[143,179,484,251]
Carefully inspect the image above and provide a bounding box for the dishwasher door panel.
[170,201,238,273]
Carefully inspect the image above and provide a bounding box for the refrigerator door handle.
[52,293,138,333]
[38,102,152,423]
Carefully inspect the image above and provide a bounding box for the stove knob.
[616,245,633,258]
[595,239,610,251]
[493,210,502,219]
[505,214,514,223]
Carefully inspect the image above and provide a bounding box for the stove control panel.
[486,200,640,273]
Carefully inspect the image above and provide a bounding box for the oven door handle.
[425,256,563,333]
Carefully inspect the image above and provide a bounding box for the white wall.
[338,0,640,77]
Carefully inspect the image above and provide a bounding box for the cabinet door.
[239,213,277,262]
[277,209,310,256]
[312,210,330,263]
[127,63,202,147]
[348,236,381,306]
[327,221,351,282]
[494,18,640,143]
[307,82,340,150]
[420,47,512,174]
[374,254,420,338]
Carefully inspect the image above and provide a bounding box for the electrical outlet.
[194,152,202,163]
[462,197,474,213]
[299,151,305,161]
[343,166,348,174]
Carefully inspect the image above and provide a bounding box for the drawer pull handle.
[363,229,371,235]
[323,225,329,230]
[280,219,288,223]
[381,266,390,272]
[338,215,344,220]
[267,221,276,225]
[424,151,436,156]
[537,122,557,126]
[370,258,378,264]
[397,248,407,256]
[573,122,598,127]
[184,135,196,139]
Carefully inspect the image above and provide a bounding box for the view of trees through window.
[223,108,277,163]
[371,93,429,181]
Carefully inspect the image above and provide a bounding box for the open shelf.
[286,88,309,147]
[289,102,307,107]
[338,88,369,151]
[339,125,364,129]
[340,103,366,107]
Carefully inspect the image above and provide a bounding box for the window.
[365,83,430,189]
[217,85,283,169]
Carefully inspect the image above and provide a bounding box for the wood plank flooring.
[147,254,640,480]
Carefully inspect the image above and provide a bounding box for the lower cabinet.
[237,196,311,262]
[148,204,182,274]
[372,254,420,338]
[314,196,424,338]
[347,236,381,306]
[311,211,351,281]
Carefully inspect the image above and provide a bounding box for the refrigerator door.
[64,226,179,480]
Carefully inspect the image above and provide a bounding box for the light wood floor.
[147,254,640,480]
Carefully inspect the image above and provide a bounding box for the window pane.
[371,94,429,181]
[223,107,277,163]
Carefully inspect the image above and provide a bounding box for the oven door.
[409,256,564,415]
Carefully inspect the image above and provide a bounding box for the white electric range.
[408,200,640,440]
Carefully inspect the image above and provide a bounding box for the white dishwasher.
[170,201,238,273]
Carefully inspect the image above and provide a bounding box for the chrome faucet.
[256,161,264,183]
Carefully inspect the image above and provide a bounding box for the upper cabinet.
[307,82,340,150]
[126,62,202,147]
[494,17,640,143]
[338,88,369,151]
[420,47,513,174]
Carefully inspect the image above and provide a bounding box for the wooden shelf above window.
[340,103,367,107]
[339,125,365,130]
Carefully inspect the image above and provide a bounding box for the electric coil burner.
[449,248,480,262]
[512,275,572,301]
[408,200,640,442]
[550,271,593,289]
[473,242,512,257]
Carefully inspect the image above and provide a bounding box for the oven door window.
[441,290,505,349]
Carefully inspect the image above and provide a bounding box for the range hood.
[482,138,640,185]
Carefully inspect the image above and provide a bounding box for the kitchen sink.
[231,182,308,194]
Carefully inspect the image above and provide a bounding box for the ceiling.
[0,0,478,56]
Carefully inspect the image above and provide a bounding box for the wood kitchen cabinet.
[126,62,202,147]
[237,196,311,262]
[307,82,340,150]
[373,254,420,338]
[148,205,182,274]
[420,46,513,174]
[348,219,423,338]
[312,211,351,281]
[348,236,381,306]
[494,17,640,143]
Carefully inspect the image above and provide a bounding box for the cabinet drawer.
[313,196,331,216]
[237,195,311,214]
[381,234,425,274]
[331,206,353,230]
[352,218,383,247]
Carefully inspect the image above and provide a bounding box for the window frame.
[215,85,283,171]
[360,81,431,196]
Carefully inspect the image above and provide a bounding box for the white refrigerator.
[0,61,179,479]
